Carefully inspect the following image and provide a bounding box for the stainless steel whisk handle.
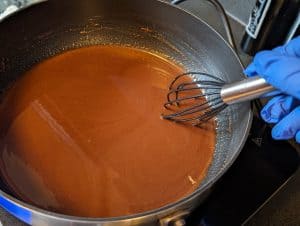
[220,76,276,105]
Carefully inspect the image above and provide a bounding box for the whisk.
[162,72,276,126]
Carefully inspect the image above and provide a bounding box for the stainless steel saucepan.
[0,0,252,225]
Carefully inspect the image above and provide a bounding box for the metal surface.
[172,0,237,52]
[221,76,276,105]
[0,0,252,225]
[217,0,256,25]
[0,0,46,22]
[159,211,189,226]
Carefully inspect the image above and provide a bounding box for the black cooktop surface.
[187,115,300,226]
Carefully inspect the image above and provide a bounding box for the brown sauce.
[0,46,215,217]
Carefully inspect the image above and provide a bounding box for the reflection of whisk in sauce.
[0,46,215,217]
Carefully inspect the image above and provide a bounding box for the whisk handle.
[220,76,276,105]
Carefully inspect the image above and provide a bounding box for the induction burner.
[187,115,300,226]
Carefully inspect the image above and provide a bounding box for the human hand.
[244,37,300,143]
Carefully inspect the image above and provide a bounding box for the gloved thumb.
[244,62,256,77]
[252,52,300,99]
[244,36,300,77]
[278,36,300,57]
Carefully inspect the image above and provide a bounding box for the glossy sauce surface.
[0,46,215,217]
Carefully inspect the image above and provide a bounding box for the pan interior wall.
[0,0,250,201]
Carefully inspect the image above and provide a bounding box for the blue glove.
[244,36,300,143]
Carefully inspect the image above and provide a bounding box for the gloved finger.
[244,62,257,77]
[296,131,300,143]
[272,106,300,140]
[261,95,300,123]
[252,53,300,99]
[244,61,281,97]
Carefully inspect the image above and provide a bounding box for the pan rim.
[0,0,253,223]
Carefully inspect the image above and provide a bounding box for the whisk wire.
[168,72,225,90]
[163,72,227,126]
[164,97,223,122]
[165,92,221,109]
[192,103,227,125]
[167,85,222,104]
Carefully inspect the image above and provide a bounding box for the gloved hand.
[244,36,300,143]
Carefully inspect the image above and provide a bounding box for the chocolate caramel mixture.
[0,46,215,217]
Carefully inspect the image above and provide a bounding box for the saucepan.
[0,0,252,225]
